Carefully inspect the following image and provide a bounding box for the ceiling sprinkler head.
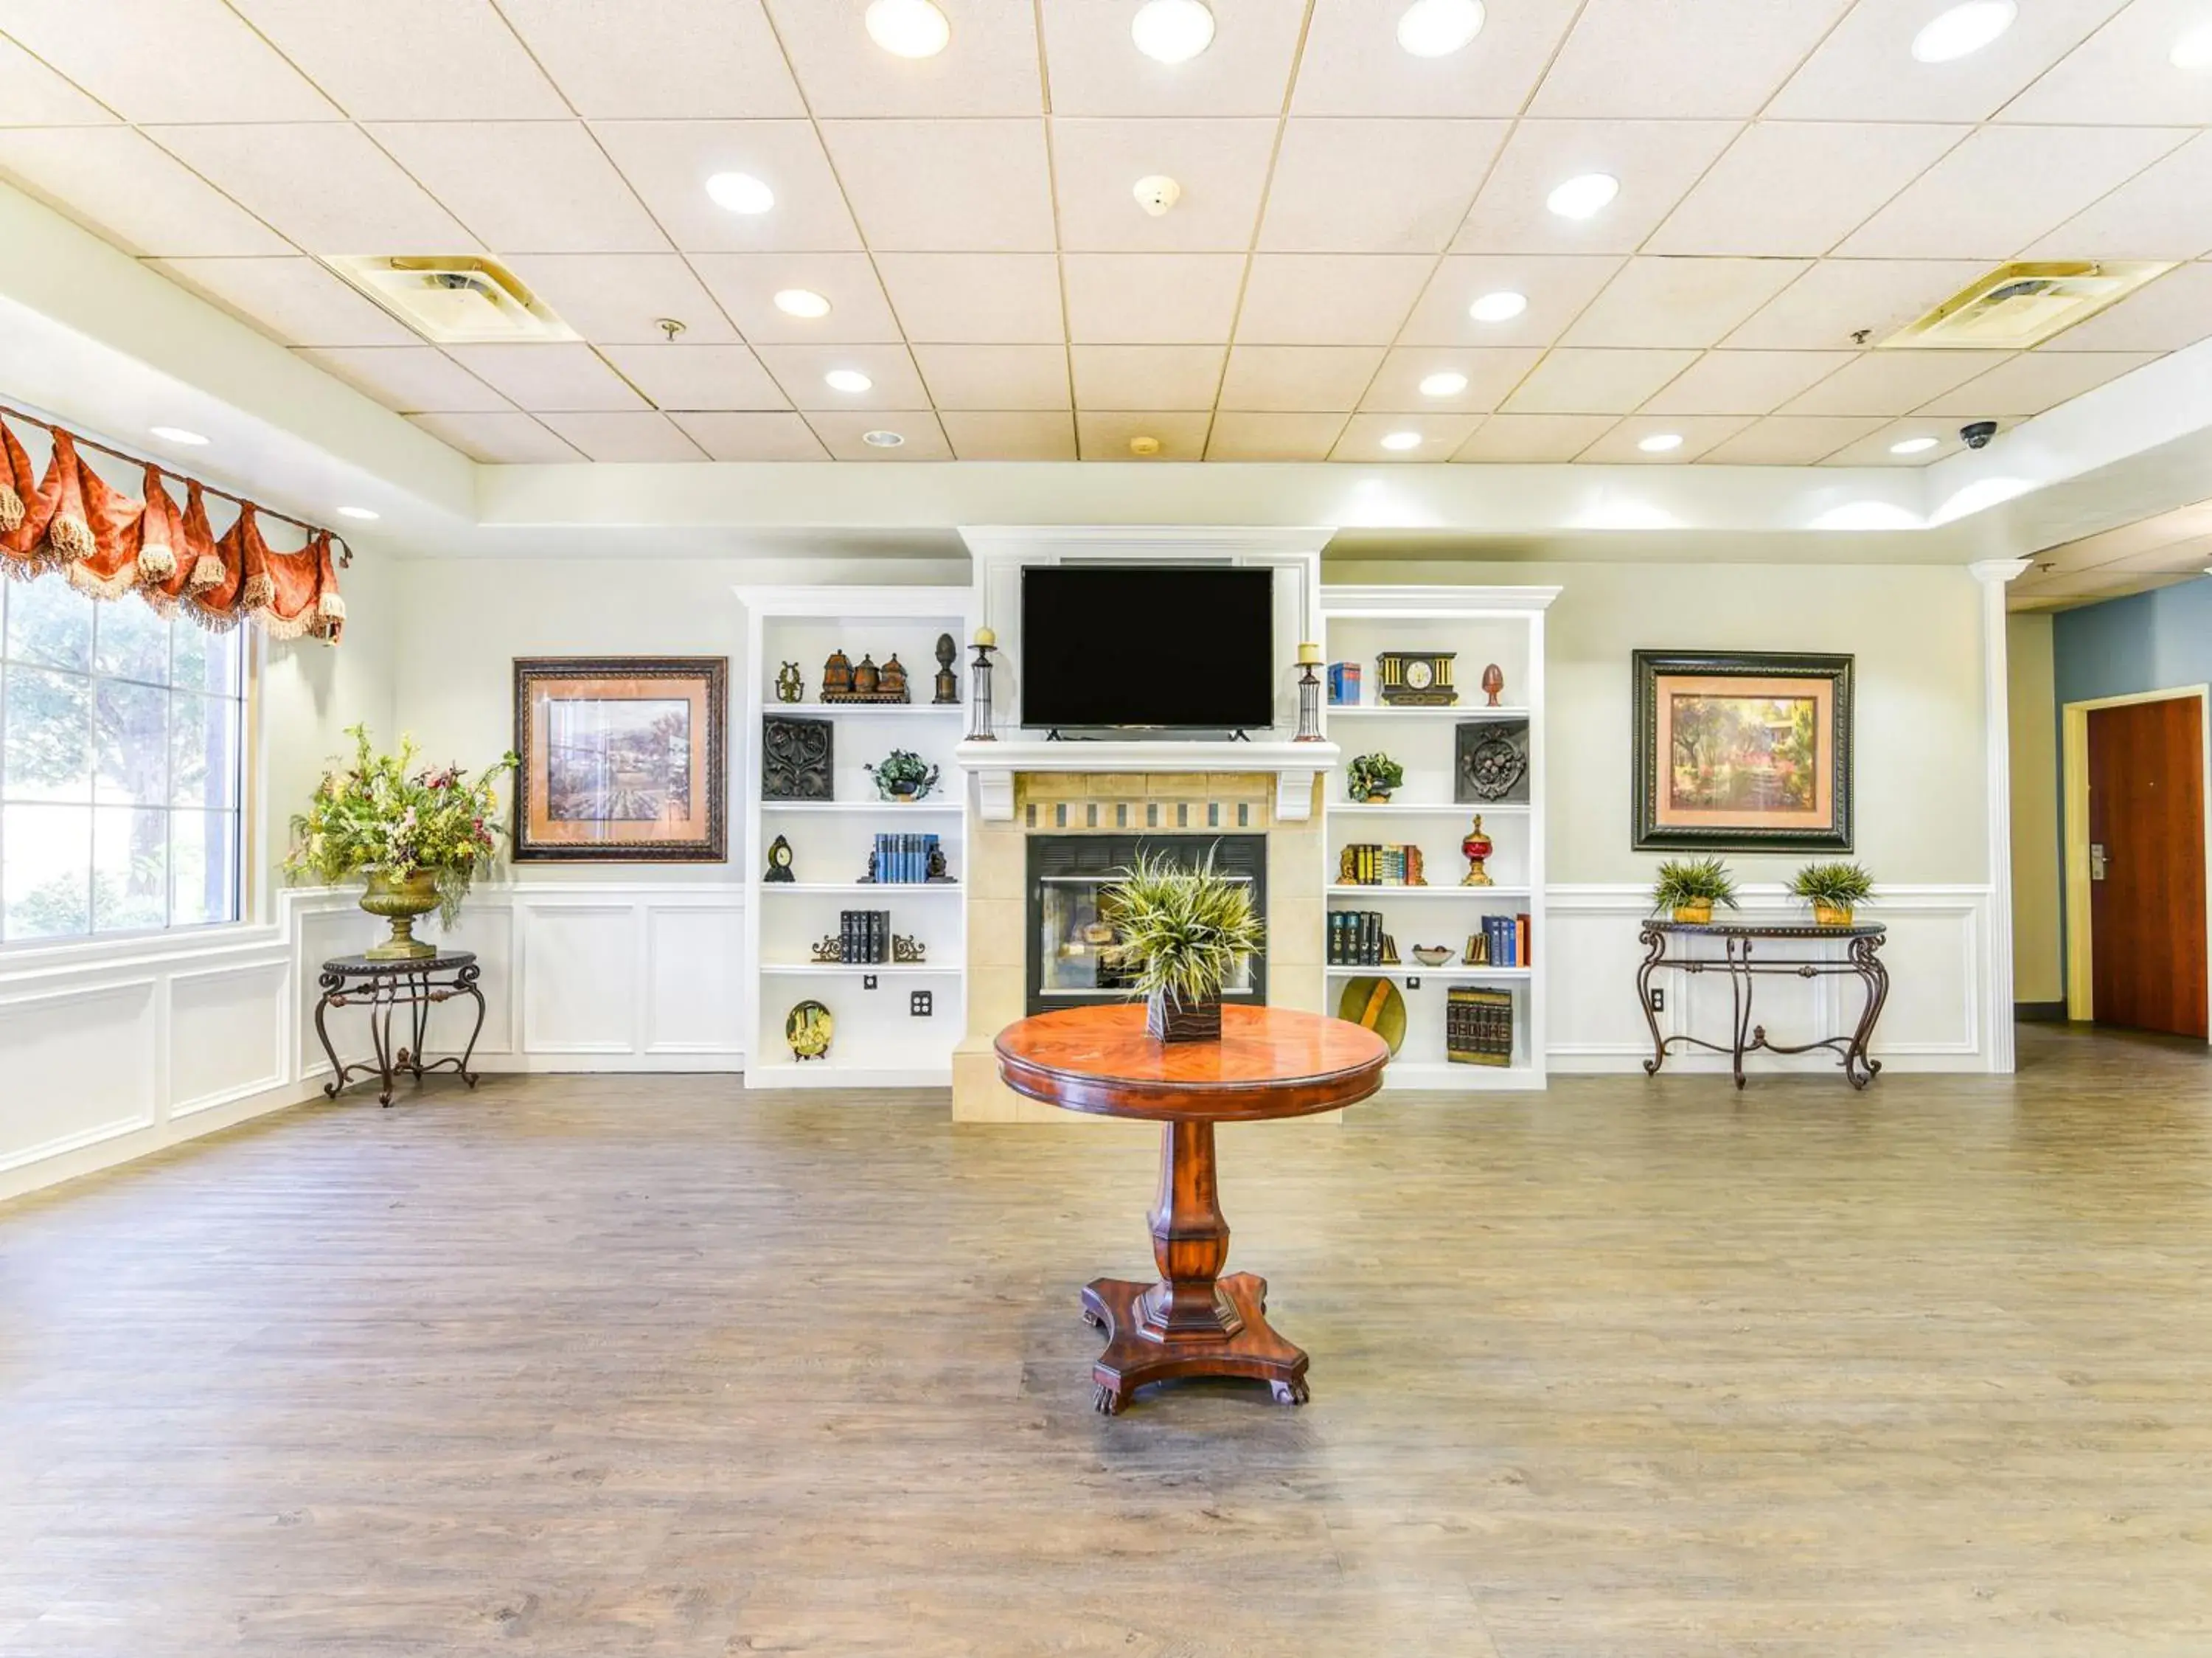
[657,317,687,341]
[1128,434,1162,457]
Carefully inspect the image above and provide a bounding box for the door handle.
[2090,842,2108,881]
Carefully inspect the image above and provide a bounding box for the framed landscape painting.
[1632,650,1853,853]
[512,657,728,861]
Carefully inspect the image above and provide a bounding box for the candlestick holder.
[967,637,998,741]
[1294,661,1323,740]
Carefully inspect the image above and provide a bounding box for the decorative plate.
[1335,976,1406,1055]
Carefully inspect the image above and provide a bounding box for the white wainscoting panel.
[0,977,159,1173]
[169,959,288,1117]
[647,903,745,1055]
[518,903,639,1056]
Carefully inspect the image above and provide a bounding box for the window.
[0,579,245,944]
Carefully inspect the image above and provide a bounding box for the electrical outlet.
[1649,987,1665,1013]
[910,991,933,1016]
[863,974,878,990]
[1405,977,1421,991]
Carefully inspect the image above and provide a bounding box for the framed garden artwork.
[1632,650,1853,853]
[512,657,728,861]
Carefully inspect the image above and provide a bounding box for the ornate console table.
[313,952,487,1108]
[1636,921,1889,1090]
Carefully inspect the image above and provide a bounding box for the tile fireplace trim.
[953,739,1339,825]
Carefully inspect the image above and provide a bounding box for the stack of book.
[872,832,939,884]
[1339,844,1426,886]
[838,909,891,963]
[1327,910,1386,965]
[1326,662,1361,705]
[1467,912,1532,967]
[1447,987,1514,1066]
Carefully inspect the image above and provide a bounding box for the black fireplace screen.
[1025,833,1267,1016]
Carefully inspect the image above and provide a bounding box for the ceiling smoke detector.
[320,255,577,344]
[1133,175,1182,217]
[1880,260,2174,350]
[1128,434,1162,457]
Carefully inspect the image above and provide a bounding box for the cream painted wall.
[2006,611,2063,1005]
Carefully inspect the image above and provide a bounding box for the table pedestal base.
[1081,1271,1309,1416]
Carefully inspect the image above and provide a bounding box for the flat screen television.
[1020,566,1275,730]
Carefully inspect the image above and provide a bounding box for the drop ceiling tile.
[1397,254,1626,347]
[751,343,931,411]
[1235,254,1433,344]
[1062,254,1246,344]
[1722,259,1991,350]
[369,122,669,255]
[0,128,289,256]
[147,124,476,253]
[2038,263,2212,352]
[1834,125,2186,260]
[229,0,566,119]
[1775,350,2012,416]
[1453,413,1618,462]
[1533,0,1854,117]
[1259,120,1508,254]
[1647,123,1970,257]
[1360,347,1544,412]
[1698,414,1889,463]
[1817,418,1977,466]
[1049,117,1276,252]
[667,410,829,460]
[1075,411,1211,460]
[592,121,860,252]
[1293,0,1582,117]
[1769,0,2131,122]
[496,0,804,118]
[1070,344,1225,410]
[407,409,581,462]
[1453,119,1740,255]
[1220,345,1387,411]
[300,347,512,412]
[1576,414,1756,463]
[765,0,1042,117]
[156,257,417,347]
[1331,412,1482,462]
[0,0,336,122]
[1500,349,1700,414]
[1562,257,1811,350]
[1999,0,2212,125]
[2101,540,2212,575]
[939,409,1077,459]
[0,36,114,124]
[1914,351,2159,417]
[803,411,953,460]
[1638,350,1854,415]
[2026,132,2212,261]
[874,253,1064,343]
[818,120,1054,252]
[1206,412,1350,462]
[536,411,709,462]
[443,344,650,412]
[1043,0,1307,117]
[501,254,740,344]
[597,344,787,411]
[914,345,1071,409]
[689,253,902,344]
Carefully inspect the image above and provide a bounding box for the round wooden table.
[995,1004,1390,1415]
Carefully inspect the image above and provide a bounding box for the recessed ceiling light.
[1911,0,2016,63]
[150,426,207,445]
[1546,172,1618,221]
[1469,289,1528,322]
[1637,432,1684,454]
[864,0,950,58]
[862,429,905,448]
[1890,435,1941,454]
[704,171,774,215]
[1418,371,1469,398]
[335,505,379,521]
[1397,0,1485,57]
[2173,22,2212,66]
[1132,0,1215,64]
[773,288,831,319]
[1380,431,1423,451]
[824,369,874,393]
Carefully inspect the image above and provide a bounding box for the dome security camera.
[1960,420,1998,450]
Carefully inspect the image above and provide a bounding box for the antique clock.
[1376,650,1458,707]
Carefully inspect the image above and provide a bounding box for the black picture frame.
[512,656,728,862]
[1632,649,1853,853]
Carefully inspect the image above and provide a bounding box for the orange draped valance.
[0,409,345,644]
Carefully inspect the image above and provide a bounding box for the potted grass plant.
[1650,857,1738,926]
[1101,850,1265,1044]
[1790,861,1874,927]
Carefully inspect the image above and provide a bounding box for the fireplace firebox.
[1026,834,1268,1016]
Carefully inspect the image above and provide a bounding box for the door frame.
[2061,684,2212,1033]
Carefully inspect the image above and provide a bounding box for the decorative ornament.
[853,654,880,698]
[1411,945,1453,967]
[1461,814,1495,887]
[785,999,834,1061]
[1481,662,1506,707]
[926,842,951,882]
[1379,932,1400,967]
[762,715,834,801]
[811,934,844,962]
[1377,650,1458,707]
[821,649,854,699]
[1346,752,1402,804]
[775,662,804,704]
[891,934,928,964]
[764,832,796,883]
[967,628,998,741]
[933,633,959,705]
[1457,724,1527,803]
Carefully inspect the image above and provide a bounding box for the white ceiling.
[0,0,2208,468]
[2011,495,2212,609]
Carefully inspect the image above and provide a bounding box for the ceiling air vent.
[319,255,577,344]
[1880,261,2173,350]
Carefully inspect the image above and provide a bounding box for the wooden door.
[2087,696,2208,1037]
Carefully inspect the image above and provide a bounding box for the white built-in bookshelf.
[737,587,976,1090]
[1320,586,1558,1090]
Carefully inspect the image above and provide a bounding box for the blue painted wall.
[2053,577,2212,707]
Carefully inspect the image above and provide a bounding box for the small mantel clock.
[1376,650,1458,707]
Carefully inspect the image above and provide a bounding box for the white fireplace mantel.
[953,738,1340,825]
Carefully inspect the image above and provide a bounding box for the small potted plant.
[1101,850,1265,1044]
[1790,861,1873,926]
[865,749,941,802]
[1346,752,1404,804]
[1650,857,1737,926]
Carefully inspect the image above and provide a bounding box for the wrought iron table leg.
[1844,940,1890,1088]
[1728,937,1753,1090]
[404,973,429,1078]
[313,972,345,1099]
[372,997,398,1107]
[1636,924,1667,1075]
[454,967,487,1088]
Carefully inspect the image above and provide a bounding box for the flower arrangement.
[285,725,517,927]
[1650,857,1738,923]
[1790,861,1874,926]
[1102,849,1265,1042]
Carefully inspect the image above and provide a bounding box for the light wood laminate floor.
[4,1024,2211,1656]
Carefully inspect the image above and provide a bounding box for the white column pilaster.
[1970,557,2031,1072]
